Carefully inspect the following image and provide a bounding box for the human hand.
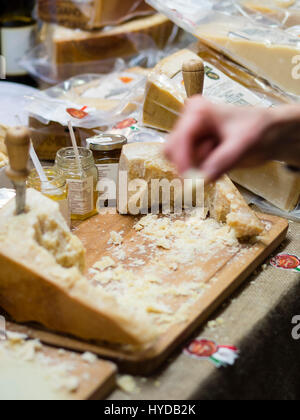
[165,96,300,181]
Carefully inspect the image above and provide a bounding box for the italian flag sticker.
[184,339,239,368]
[270,254,300,273]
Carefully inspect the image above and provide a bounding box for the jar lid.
[87,134,127,151]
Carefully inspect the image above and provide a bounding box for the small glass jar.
[27,167,70,225]
[55,147,98,221]
[87,134,127,185]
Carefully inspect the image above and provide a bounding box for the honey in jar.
[55,147,98,221]
[27,166,70,225]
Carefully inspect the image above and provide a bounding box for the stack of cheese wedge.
[40,14,177,80]
[38,0,154,30]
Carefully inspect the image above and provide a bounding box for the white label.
[58,198,70,226]
[96,163,119,185]
[1,24,36,76]
[67,176,94,216]
[172,62,271,108]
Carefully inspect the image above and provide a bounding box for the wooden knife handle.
[182,59,205,98]
[5,126,30,182]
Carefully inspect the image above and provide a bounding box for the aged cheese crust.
[0,189,158,346]
[38,0,154,30]
[48,14,175,66]
[119,143,264,239]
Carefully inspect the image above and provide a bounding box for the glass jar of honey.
[55,147,98,221]
[27,166,70,225]
[87,134,127,185]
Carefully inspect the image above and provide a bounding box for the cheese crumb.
[109,231,124,246]
[81,352,98,364]
[93,256,116,271]
[117,375,139,394]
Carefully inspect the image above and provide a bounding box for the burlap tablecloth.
[110,220,300,400]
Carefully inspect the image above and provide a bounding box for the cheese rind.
[119,143,264,239]
[230,162,300,212]
[38,0,154,29]
[45,14,176,79]
[0,189,158,346]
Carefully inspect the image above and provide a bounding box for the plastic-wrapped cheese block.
[118,143,264,239]
[242,0,300,27]
[143,45,271,132]
[230,162,300,212]
[197,20,300,97]
[28,69,149,160]
[0,189,159,346]
[43,14,176,80]
[38,0,154,30]
[145,0,300,97]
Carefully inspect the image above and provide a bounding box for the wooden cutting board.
[0,326,116,400]
[3,211,288,375]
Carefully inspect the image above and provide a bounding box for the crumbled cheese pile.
[0,331,96,399]
[90,212,241,331]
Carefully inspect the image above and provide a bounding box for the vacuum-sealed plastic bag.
[21,14,180,84]
[146,0,300,99]
[25,69,149,159]
[37,0,154,30]
[239,0,300,28]
[241,186,300,222]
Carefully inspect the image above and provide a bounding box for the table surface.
[109,219,300,400]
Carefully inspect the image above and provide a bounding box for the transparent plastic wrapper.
[21,15,180,84]
[146,0,300,99]
[104,112,166,143]
[241,187,300,222]
[239,0,300,28]
[37,0,154,30]
[25,70,149,159]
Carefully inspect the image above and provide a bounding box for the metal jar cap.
[87,134,127,151]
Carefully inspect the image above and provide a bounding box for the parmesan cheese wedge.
[47,14,175,65]
[230,161,300,212]
[0,189,158,346]
[119,143,264,239]
[38,0,154,30]
[197,21,300,96]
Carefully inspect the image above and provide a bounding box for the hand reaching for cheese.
[165,97,300,181]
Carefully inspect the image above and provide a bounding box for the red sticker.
[67,106,88,119]
[114,118,137,130]
[186,339,218,358]
[119,77,133,84]
[271,254,300,271]
[184,339,238,368]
